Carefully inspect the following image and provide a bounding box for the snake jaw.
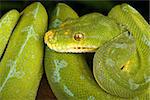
[68,46,97,53]
[54,46,97,53]
[53,46,97,53]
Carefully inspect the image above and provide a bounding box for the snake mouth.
[66,46,97,53]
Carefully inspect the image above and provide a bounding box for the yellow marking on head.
[64,29,71,35]
[60,23,66,28]
[64,32,69,35]
[44,30,54,44]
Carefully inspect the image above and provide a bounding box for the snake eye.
[74,32,84,41]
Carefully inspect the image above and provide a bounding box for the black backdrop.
[0,0,149,22]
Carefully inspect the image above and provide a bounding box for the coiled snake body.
[45,3,150,100]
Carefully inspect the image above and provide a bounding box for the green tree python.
[0,2,47,100]
[45,3,150,100]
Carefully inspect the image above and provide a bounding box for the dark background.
[0,0,149,99]
[0,0,149,22]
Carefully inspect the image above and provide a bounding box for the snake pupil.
[127,31,130,35]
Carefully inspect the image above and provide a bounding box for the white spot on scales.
[105,58,115,67]
[144,74,150,83]
[87,96,95,100]
[0,60,25,92]
[109,78,116,84]
[0,14,12,42]
[133,97,139,100]
[114,43,128,48]
[128,79,139,90]
[0,14,10,28]
[63,85,74,97]
[21,25,39,40]
[80,75,85,80]
[24,3,40,19]
[142,35,150,47]
[122,5,138,14]
[53,59,68,83]
[33,3,40,19]
[0,25,37,92]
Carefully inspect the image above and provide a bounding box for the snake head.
[44,27,98,53]
[44,13,121,53]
